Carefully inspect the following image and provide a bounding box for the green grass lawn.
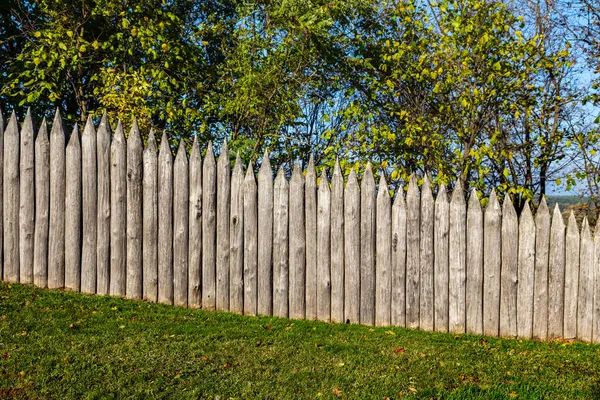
[1,282,600,399]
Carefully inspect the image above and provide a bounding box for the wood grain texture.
[173,141,189,307]
[19,110,35,284]
[33,119,50,288]
[229,153,244,314]
[257,150,273,316]
[330,161,345,323]
[517,201,535,339]
[483,190,501,337]
[305,155,317,320]
[64,125,81,292]
[375,174,391,326]
[188,137,202,308]
[533,198,550,340]
[548,204,565,339]
[391,187,407,327]
[344,169,360,324]
[48,110,66,289]
[289,162,305,320]
[157,132,173,304]
[593,220,600,343]
[449,182,466,334]
[577,217,593,342]
[126,119,144,299]
[243,166,258,315]
[0,109,3,280]
[466,189,483,335]
[273,167,289,318]
[360,165,376,326]
[564,211,579,339]
[81,116,97,294]
[110,122,127,297]
[405,174,420,329]
[96,113,111,295]
[500,197,518,337]
[202,143,216,310]
[142,131,158,302]
[434,184,450,333]
[317,169,331,322]
[4,112,19,282]
[216,140,230,311]
[419,175,434,331]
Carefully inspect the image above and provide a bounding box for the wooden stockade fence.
[1,108,600,342]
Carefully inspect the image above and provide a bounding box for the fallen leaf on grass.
[333,387,342,396]
[394,348,405,354]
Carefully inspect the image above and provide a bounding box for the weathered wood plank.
[110,122,127,297]
[126,119,144,299]
[216,140,231,311]
[273,167,289,318]
[593,220,600,343]
[173,140,189,307]
[533,197,550,340]
[305,155,318,320]
[289,162,305,320]
[257,150,273,316]
[243,166,258,315]
[330,161,345,323]
[188,136,202,308]
[96,112,111,295]
[376,174,392,326]
[434,184,450,333]
[157,132,173,304]
[500,196,518,337]
[449,182,466,333]
[517,201,535,339]
[420,175,434,331]
[0,109,3,280]
[81,115,97,293]
[344,169,360,324]
[48,110,66,289]
[202,142,216,310]
[466,189,483,335]
[229,153,244,314]
[4,112,19,283]
[317,169,331,322]
[33,119,50,288]
[360,164,376,326]
[577,217,593,342]
[547,204,565,339]
[406,174,420,329]
[64,124,81,291]
[483,189,501,337]
[19,109,35,284]
[143,131,159,302]
[564,211,579,339]
[391,186,407,327]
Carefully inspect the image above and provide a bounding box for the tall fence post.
[96,112,111,295]
[243,165,258,316]
[110,122,127,297]
[127,119,144,299]
[216,140,230,311]
[376,174,391,327]
[81,115,97,294]
[533,198,550,340]
[577,217,593,342]
[4,112,20,283]
[391,185,406,327]
[33,119,49,288]
[466,189,483,335]
[500,196,518,337]
[64,124,81,291]
[230,153,244,314]
[449,182,466,333]
[317,168,331,322]
[188,137,203,308]
[257,150,273,316]
[517,201,535,339]
[483,190,501,337]
[173,140,189,307]
[344,169,360,324]
[202,142,216,310]
[419,175,434,331]
[143,131,158,302]
[331,161,345,323]
[305,156,317,320]
[548,204,565,338]
[19,109,35,284]
[48,110,66,289]
[289,162,306,320]
[360,164,375,326]
[273,167,289,318]
[406,174,420,329]
[564,211,579,339]
[157,132,173,304]
[434,184,449,333]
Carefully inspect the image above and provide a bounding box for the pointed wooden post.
[173,140,189,307]
[317,168,331,322]
[533,198,550,340]
[420,175,434,331]
[230,153,244,314]
[434,184,450,333]
[202,142,216,310]
[483,190,501,337]
[305,155,317,320]
[578,217,594,342]
[243,166,258,315]
[517,201,535,339]
[501,196,518,337]
[127,119,143,299]
[548,204,565,338]
[273,167,289,318]
[64,124,81,291]
[257,150,273,316]
[331,160,345,323]
[19,109,35,284]
[81,115,97,293]
[188,136,202,308]
[157,132,173,304]
[4,112,19,283]
[593,220,600,343]
[344,169,360,324]
[449,182,466,333]
[216,140,231,311]
[466,189,483,334]
[110,121,127,297]
[391,186,407,327]
[34,119,50,288]
[289,162,305,320]
[564,211,579,339]
[376,173,392,327]
[96,112,111,295]
[406,174,420,329]
[360,164,376,326]
[143,131,159,302]
[48,110,66,289]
